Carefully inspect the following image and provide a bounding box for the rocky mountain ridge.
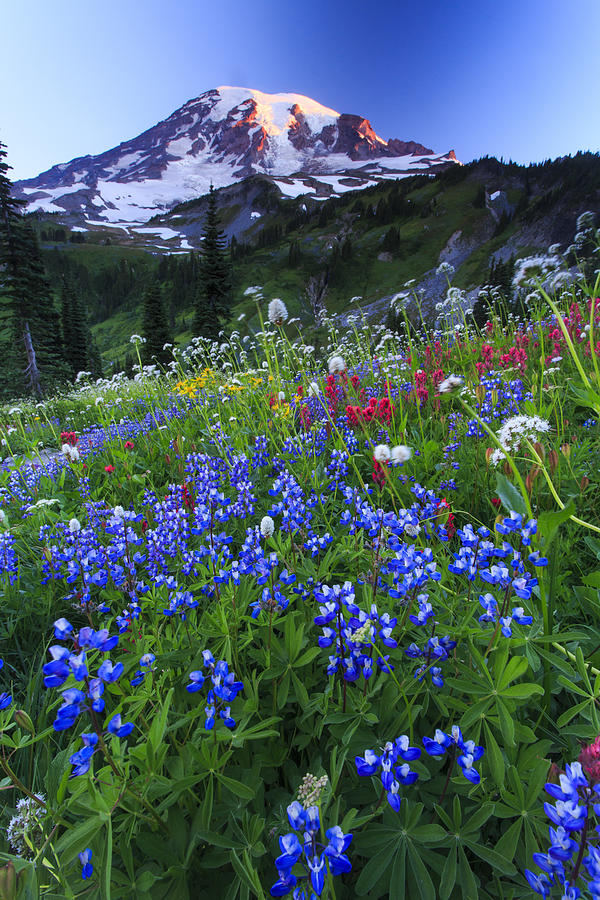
[14,87,458,234]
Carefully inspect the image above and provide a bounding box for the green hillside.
[31,153,600,370]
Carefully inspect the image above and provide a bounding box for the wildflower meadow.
[1,277,600,899]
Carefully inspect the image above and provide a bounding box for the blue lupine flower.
[355,736,420,811]
[270,802,352,897]
[79,848,93,879]
[97,660,124,683]
[53,618,73,639]
[69,733,98,777]
[186,671,205,692]
[0,692,12,710]
[107,714,134,737]
[186,652,243,730]
[422,725,484,784]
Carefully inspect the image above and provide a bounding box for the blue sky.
[2,0,600,180]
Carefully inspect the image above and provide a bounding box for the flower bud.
[13,709,34,735]
[561,443,571,460]
[548,449,559,474]
[0,861,17,900]
[532,442,545,462]
[581,476,590,492]
[526,467,540,494]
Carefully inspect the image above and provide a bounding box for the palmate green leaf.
[463,839,516,875]
[483,722,505,788]
[148,687,173,752]
[407,840,437,900]
[500,682,543,700]
[355,842,398,895]
[458,845,479,900]
[216,773,256,800]
[410,824,447,844]
[495,817,523,862]
[439,845,457,900]
[557,699,592,728]
[460,697,493,730]
[496,654,529,692]
[389,843,407,900]
[557,674,590,697]
[495,699,515,747]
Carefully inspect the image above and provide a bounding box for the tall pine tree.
[0,141,68,396]
[142,282,172,365]
[193,185,232,341]
[60,274,89,378]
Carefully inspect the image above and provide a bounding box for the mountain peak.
[14,87,459,227]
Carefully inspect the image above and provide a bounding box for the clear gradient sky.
[2,0,599,180]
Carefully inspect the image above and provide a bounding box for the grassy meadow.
[0,275,600,898]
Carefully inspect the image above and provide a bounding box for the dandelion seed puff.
[391,445,412,464]
[328,355,346,375]
[373,444,391,463]
[69,518,81,533]
[260,516,275,538]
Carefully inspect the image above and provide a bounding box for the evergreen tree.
[142,282,172,365]
[60,275,89,378]
[0,143,69,396]
[193,186,232,340]
[288,241,301,267]
[381,226,401,255]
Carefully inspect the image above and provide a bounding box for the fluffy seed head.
[391,445,412,464]
[373,444,391,463]
[328,356,346,375]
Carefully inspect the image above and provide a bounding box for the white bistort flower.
[260,515,275,538]
[268,298,288,325]
[373,444,391,464]
[308,381,320,397]
[69,518,81,533]
[328,355,346,375]
[391,445,412,464]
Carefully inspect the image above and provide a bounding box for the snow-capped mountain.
[14,87,458,227]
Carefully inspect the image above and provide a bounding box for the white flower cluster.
[438,375,464,394]
[129,334,146,344]
[490,415,551,466]
[297,773,329,809]
[6,796,46,858]
[268,298,288,325]
[26,498,60,512]
[260,515,275,538]
[61,443,80,462]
